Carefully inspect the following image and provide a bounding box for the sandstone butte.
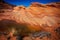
[0,1,60,40]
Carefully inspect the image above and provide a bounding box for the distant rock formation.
[0,0,16,13]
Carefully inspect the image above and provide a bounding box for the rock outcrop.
[0,0,15,13]
[0,1,60,40]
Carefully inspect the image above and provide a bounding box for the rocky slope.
[13,2,60,31]
[0,1,60,40]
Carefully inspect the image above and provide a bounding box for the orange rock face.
[12,2,60,31]
[0,1,60,40]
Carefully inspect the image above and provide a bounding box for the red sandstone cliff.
[0,0,15,13]
[0,1,60,40]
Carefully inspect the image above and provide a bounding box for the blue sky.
[4,0,60,6]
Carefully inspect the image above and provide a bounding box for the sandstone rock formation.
[0,0,15,13]
[0,1,60,40]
